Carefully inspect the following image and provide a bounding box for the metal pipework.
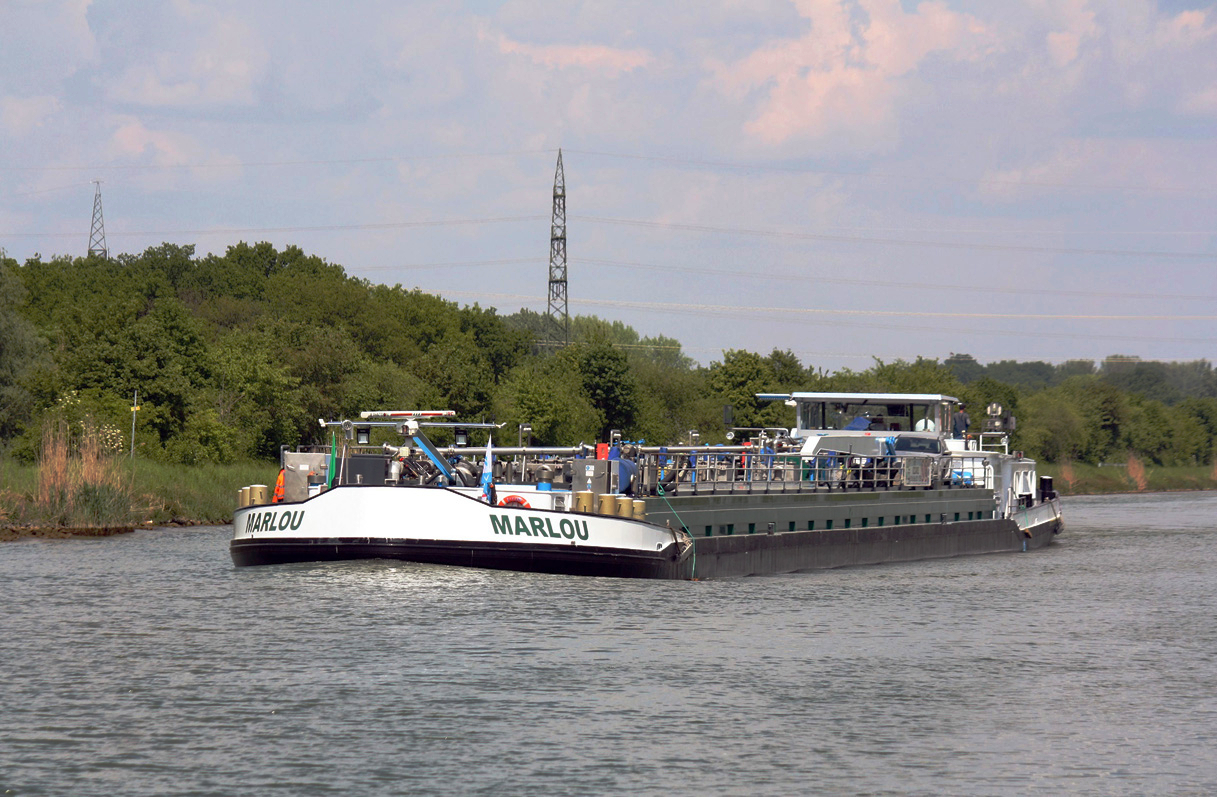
[435,445,592,457]
[637,445,777,455]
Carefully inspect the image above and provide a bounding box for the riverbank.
[0,458,278,533]
[1038,461,1217,495]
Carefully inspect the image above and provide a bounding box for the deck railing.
[306,442,995,495]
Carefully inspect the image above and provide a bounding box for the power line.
[1,215,547,239]
[571,215,1217,261]
[7,212,1212,262]
[572,257,1217,303]
[351,254,1217,302]
[562,147,1217,197]
[434,290,1217,344]
[0,149,553,174]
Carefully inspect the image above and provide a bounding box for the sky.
[2,0,1216,370]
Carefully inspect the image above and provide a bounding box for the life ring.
[498,494,531,508]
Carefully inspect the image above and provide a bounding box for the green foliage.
[5,243,1216,469]
[568,339,639,439]
[494,356,603,445]
[0,260,50,444]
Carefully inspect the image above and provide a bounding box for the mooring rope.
[656,483,696,579]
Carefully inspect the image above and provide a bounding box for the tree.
[494,357,603,445]
[570,340,639,439]
[0,260,50,444]
[945,353,984,384]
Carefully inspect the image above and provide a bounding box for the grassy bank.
[1,457,278,528]
[1038,461,1217,495]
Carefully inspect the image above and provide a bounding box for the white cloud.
[1180,84,1217,116]
[708,0,991,151]
[103,2,267,108]
[0,95,61,137]
[485,30,653,75]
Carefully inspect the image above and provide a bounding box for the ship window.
[925,514,931,523]
[954,512,960,522]
[878,517,884,526]
[968,511,974,520]
[705,525,712,537]
[808,520,815,530]
[826,519,833,530]
[788,521,796,531]
[844,518,851,528]
[727,524,734,535]
[861,517,868,527]
[748,522,756,534]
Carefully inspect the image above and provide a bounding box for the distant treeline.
[2,243,1215,468]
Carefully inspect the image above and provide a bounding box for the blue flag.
[480,435,494,502]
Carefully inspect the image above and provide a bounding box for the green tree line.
[2,244,1215,467]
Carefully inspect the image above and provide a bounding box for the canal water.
[3,492,1216,796]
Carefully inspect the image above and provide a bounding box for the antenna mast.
[88,180,108,258]
[546,150,568,346]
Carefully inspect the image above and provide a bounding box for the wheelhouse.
[757,392,961,439]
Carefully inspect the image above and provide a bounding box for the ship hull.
[231,482,1061,580]
[231,485,691,579]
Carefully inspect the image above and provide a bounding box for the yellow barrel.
[250,484,269,505]
[238,486,250,508]
[597,493,617,515]
[615,495,633,517]
[632,500,646,520]
[575,491,595,514]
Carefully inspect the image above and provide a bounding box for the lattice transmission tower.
[88,180,108,258]
[546,150,568,346]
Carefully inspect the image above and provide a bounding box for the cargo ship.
[231,394,1062,579]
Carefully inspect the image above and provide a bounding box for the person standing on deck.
[951,404,970,439]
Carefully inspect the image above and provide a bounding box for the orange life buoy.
[498,494,531,508]
[272,469,286,503]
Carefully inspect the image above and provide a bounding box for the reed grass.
[2,420,136,529]
[1,418,277,529]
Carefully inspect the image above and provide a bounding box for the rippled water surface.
[4,492,1217,795]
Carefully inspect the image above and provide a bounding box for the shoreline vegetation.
[2,446,1213,542]
[1,426,276,539]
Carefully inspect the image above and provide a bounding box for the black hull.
[230,537,688,580]
[684,509,1062,579]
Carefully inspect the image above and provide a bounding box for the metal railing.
[302,443,996,495]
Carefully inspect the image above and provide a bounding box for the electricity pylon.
[546,150,568,346]
[88,180,108,258]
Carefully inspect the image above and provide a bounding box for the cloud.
[106,116,239,180]
[480,26,652,75]
[1179,84,1217,116]
[0,95,61,137]
[0,0,98,91]
[103,2,267,107]
[709,0,990,150]
[1041,0,1099,67]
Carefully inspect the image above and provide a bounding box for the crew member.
[951,404,970,439]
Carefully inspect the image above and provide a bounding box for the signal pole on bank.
[546,150,569,346]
